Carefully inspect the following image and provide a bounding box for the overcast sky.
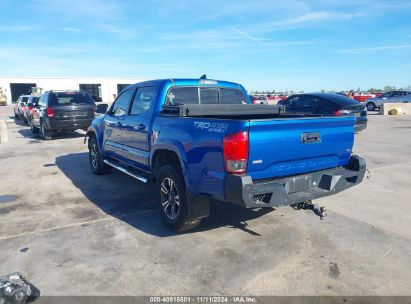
[0,0,410,91]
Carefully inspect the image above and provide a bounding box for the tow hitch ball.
[291,201,327,219]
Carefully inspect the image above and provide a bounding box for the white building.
[0,76,143,104]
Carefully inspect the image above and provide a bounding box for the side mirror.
[96,103,108,114]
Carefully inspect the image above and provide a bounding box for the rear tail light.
[223,131,249,174]
[47,107,55,117]
[28,106,33,111]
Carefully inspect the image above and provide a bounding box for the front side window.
[284,96,301,106]
[130,87,157,115]
[381,92,394,98]
[111,89,135,117]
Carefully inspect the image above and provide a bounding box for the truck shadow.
[18,128,85,140]
[55,152,273,237]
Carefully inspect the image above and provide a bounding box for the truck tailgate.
[247,116,355,180]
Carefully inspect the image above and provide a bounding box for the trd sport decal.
[194,121,228,133]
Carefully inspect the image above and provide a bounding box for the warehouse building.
[0,76,143,104]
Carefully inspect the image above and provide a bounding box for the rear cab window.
[165,87,247,105]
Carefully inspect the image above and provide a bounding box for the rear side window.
[220,88,247,104]
[49,92,93,105]
[318,98,338,113]
[21,97,29,103]
[166,87,199,105]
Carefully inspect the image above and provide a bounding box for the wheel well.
[86,131,96,148]
[152,150,182,175]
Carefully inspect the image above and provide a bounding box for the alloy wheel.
[160,177,180,220]
[90,144,98,169]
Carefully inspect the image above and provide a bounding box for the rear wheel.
[157,165,201,232]
[366,102,376,111]
[14,110,18,119]
[40,121,53,140]
[88,136,110,175]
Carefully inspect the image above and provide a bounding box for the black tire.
[366,102,376,111]
[30,119,39,134]
[157,165,201,232]
[88,136,110,175]
[14,111,18,119]
[39,120,53,140]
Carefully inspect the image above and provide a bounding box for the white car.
[365,90,411,111]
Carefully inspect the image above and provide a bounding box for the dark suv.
[30,90,95,139]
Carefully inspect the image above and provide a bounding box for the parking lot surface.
[0,105,411,296]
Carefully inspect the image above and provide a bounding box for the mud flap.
[186,190,210,219]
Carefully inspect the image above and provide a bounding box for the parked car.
[30,90,95,139]
[23,95,40,124]
[279,93,367,132]
[85,78,366,231]
[365,90,411,111]
[13,95,30,119]
[251,95,268,104]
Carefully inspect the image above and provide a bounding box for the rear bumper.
[354,121,367,132]
[354,116,367,133]
[47,118,93,130]
[225,155,366,208]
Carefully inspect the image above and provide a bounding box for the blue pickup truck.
[85,78,366,231]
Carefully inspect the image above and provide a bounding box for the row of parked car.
[13,88,370,142]
[13,91,107,140]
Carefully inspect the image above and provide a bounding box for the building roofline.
[0,76,143,80]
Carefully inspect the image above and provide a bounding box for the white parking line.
[0,120,8,143]
[0,209,158,241]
